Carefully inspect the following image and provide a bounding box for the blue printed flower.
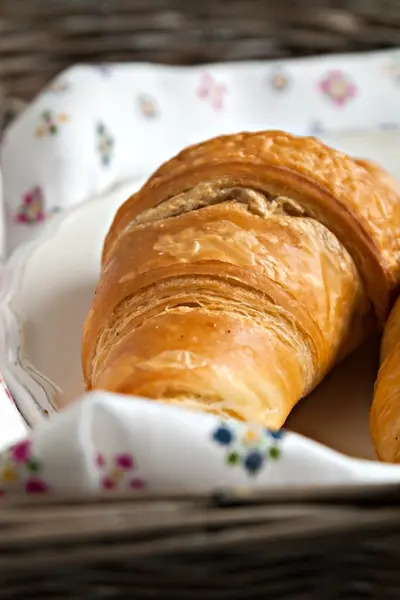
[268,429,284,441]
[96,122,114,166]
[212,421,283,476]
[243,451,264,475]
[379,122,400,131]
[308,120,325,136]
[95,64,113,77]
[213,424,234,446]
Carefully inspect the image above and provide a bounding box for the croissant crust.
[103,131,400,318]
[83,131,400,429]
[371,296,400,462]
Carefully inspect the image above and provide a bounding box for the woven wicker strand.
[2,0,400,104]
[2,1,400,597]
[0,487,400,599]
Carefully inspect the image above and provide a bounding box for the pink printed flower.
[4,387,13,402]
[0,375,13,402]
[11,439,32,463]
[102,476,117,490]
[25,478,49,494]
[197,73,227,110]
[15,186,45,224]
[115,453,134,470]
[319,70,357,107]
[96,452,105,468]
[98,452,145,492]
[130,477,146,490]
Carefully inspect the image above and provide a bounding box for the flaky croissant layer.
[371,297,400,462]
[82,131,400,429]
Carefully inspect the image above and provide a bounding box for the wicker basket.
[2,1,400,598]
[1,485,400,599]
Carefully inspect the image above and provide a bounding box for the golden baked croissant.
[371,296,400,462]
[82,131,400,429]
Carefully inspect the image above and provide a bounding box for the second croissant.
[82,131,400,429]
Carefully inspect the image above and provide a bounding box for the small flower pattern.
[11,439,31,463]
[308,120,325,136]
[319,70,357,107]
[3,59,399,496]
[197,73,227,111]
[96,122,114,166]
[15,186,45,224]
[0,439,50,495]
[379,122,400,130]
[94,64,113,77]
[136,94,159,119]
[270,69,291,92]
[35,110,69,137]
[96,451,146,492]
[46,79,70,94]
[0,373,13,403]
[383,53,400,84]
[212,421,284,476]
[48,206,62,217]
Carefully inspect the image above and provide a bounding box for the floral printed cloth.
[0,391,399,497]
[2,51,400,494]
[3,49,400,254]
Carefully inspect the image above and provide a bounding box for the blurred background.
[2,0,400,128]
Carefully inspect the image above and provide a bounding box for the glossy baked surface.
[103,131,400,317]
[82,131,400,429]
[372,296,400,462]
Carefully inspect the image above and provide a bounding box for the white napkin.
[0,391,398,497]
[0,170,5,261]
[3,49,400,255]
[0,372,27,452]
[0,392,400,494]
[2,50,400,493]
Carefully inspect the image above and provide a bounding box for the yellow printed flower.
[48,80,69,94]
[1,465,17,483]
[110,468,124,482]
[242,428,260,445]
[270,70,290,92]
[137,95,158,118]
[35,110,70,137]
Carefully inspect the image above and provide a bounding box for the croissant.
[82,131,400,429]
[371,296,400,462]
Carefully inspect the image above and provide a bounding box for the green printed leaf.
[26,459,41,473]
[269,446,281,460]
[227,451,240,466]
